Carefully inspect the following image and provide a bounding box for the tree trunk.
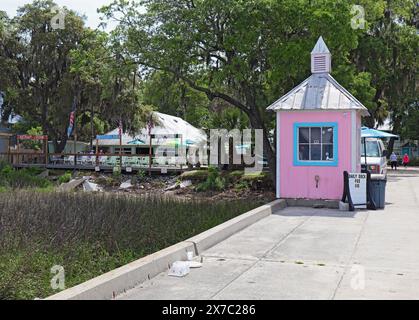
[387,137,396,158]
[387,117,402,156]
[90,103,94,151]
[53,133,68,153]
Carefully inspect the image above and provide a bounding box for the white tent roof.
[267,73,370,116]
[95,112,207,146]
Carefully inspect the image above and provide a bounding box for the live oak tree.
[141,71,212,128]
[70,28,154,145]
[101,0,378,180]
[141,70,249,130]
[0,1,87,152]
[0,0,153,152]
[0,11,19,122]
[353,0,418,153]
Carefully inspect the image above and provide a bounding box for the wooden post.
[7,135,11,164]
[44,138,48,166]
[42,140,48,167]
[17,137,20,166]
[149,134,153,176]
[96,137,99,166]
[74,124,77,170]
[119,130,122,170]
[180,134,183,172]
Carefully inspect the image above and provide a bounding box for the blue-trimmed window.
[293,122,338,167]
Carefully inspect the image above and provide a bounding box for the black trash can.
[370,176,387,209]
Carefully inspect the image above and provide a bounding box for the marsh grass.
[0,191,263,300]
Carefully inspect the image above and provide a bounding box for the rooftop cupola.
[311,36,331,74]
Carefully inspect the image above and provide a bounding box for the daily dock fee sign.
[348,173,367,208]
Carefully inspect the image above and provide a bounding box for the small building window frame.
[293,122,338,167]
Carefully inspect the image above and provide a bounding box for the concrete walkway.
[118,168,419,300]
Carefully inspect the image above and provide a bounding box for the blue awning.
[96,135,120,140]
[361,127,399,139]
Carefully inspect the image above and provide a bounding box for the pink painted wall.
[356,114,362,173]
[279,111,358,200]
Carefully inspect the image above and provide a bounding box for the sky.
[2,0,116,29]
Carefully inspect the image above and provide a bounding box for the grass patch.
[0,165,52,190]
[180,170,209,182]
[229,171,273,191]
[0,191,263,300]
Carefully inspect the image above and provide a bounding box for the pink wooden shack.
[267,37,370,200]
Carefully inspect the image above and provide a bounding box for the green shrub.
[196,167,225,192]
[113,167,121,177]
[0,160,9,171]
[137,169,146,179]
[1,164,13,175]
[58,172,72,184]
[0,167,52,190]
[234,180,250,191]
[408,158,419,167]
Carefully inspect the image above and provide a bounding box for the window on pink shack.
[293,122,338,167]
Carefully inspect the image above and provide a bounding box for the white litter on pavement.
[168,261,190,277]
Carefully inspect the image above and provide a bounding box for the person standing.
[390,152,398,170]
[403,153,410,168]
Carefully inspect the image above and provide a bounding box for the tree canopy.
[0,0,417,170]
[100,0,416,176]
[0,0,153,151]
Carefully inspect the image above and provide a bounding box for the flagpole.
[119,119,122,170]
[74,120,77,171]
[148,115,153,177]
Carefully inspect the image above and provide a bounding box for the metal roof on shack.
[267,37,370,116]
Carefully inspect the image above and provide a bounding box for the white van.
[361,138,388,177]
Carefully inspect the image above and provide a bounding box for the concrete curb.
[46,199,286,300]
[186,199,286,254]
[46,241,195,300]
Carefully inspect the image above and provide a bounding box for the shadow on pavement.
[274,207,359,219]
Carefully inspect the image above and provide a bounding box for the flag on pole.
[67,98,77,138]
